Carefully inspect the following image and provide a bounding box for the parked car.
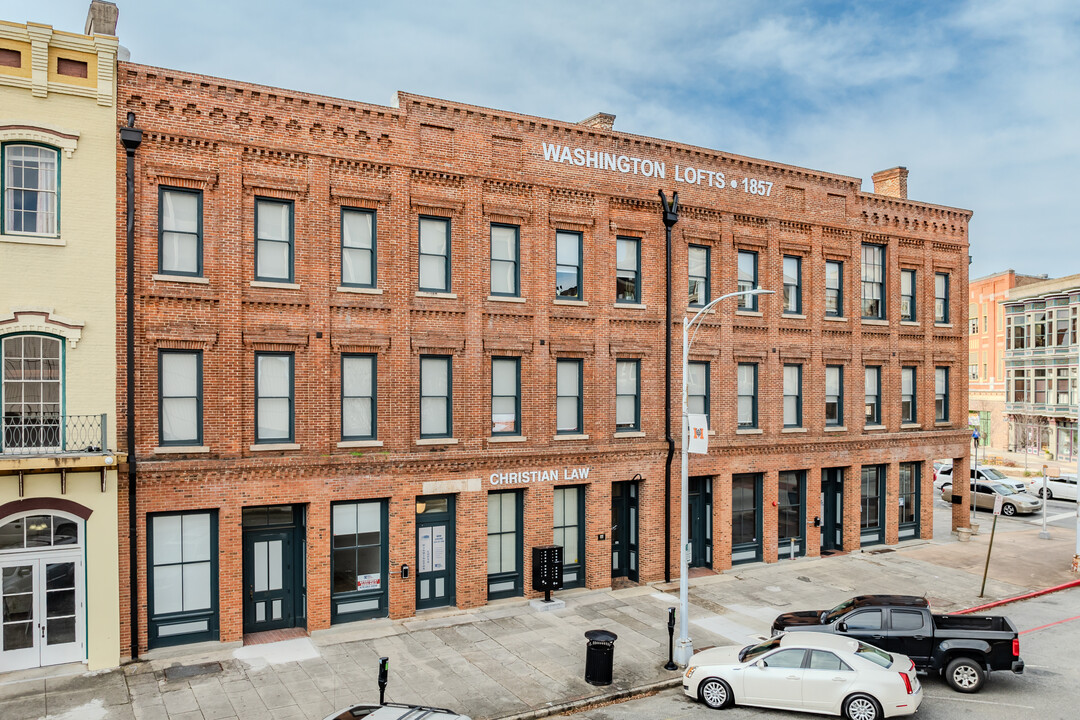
[939,481,1043,516]
[683,631,922,719]
[771,595,1024,693]
[1025,473,1079,501]
[323,704,470,720]
[935,464,1026,494]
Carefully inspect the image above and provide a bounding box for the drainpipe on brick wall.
[120,112,142,661]
[660,190,679,584]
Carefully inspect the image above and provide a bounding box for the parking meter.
[378,657,389,704]
[664,607,678,670]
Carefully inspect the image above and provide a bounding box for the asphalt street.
[565,587,1080,720]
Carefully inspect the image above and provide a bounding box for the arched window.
[2,144,59,236]
[2,334,62,450]
[0,513,80,551]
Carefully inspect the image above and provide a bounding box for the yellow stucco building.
[0,10,121,672]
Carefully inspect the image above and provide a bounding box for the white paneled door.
[0,553,83,671]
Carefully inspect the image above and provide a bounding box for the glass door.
[731,473,762,564]
[610,481,639,581]
[416,495,455,610]
[0,554,83,672]
[820,468,844,552]
[243,529,295,632]
[688,477,712,568]
[777,471,805,559]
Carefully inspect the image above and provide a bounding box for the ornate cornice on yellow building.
[0,19,117,106]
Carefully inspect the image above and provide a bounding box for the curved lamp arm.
[686,288,775,349]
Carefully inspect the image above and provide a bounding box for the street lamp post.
[674,287,774,666]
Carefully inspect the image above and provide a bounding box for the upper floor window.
[865,366,881,425]
[901,366,916,424]
[861,244,885,319]
[615,359,640,432]
[616,237,641,303]
[490,224,519,297]
[782,256,801,314]
[1,335,61,450]
[900,269,915,321]
[737,250,758,310]
[783,364,802,427]
[825,261,843,317]
[737,362,758,429]
[159,350,202,446]
[341,208,376,288]
[159,187,202,276]
[825,365,843,426]
[342,354,376,441]
[934,273,950,323]
[419,216,451,292]
[1054,308,1070,347]
[255,353,294,443]
[3,144,58,235]
[935,367,949,422]
[255,199,294,282]
[420,355,452,438]
[969,318,979,334]
[688,361,709,425]
[556,230,582,299]
[556,358,583,434]
[688,244,710,307]
[491,357,520,436]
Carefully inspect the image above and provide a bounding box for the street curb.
[492,677,683,720]
[957,578,1080,614]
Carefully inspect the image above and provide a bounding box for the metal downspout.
[660,190,679,584]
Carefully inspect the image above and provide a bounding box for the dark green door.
[416,495,455,610]
[731,473,763,564]
[243,528,295,633]
[611,481,639,581]
[688,477,712,568]
[820,468,844,552]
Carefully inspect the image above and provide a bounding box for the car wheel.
[1044,488,1054,500]
[1002,503,1017,516]
[842,693,882,720]
[698,678,734,709]
[945,657,986,693]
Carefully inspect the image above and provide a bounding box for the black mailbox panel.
[532,544,564,592]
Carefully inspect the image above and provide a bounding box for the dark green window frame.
[935,272,950,323]
[158,349,203,446]
[490,223,520,297]
[901,366,917,424]
[935,366,949,422]
[330,499,389,623]
[491,356,521,436]
[825,260,843,317]
[255,352,294,443]
[900,269,916,321]
[1,141,60,237]
[418,215,451,292]
[341,353,377,441]
[898,463,919,527]
[147,510,219,648]
[825,365,843,426]
[555,230,583,299]
[615,358,640,432]
[420,354,453,438]
[487,490,523,600]
[783,255,802,314]
[616,236,641,304]
[737,250,758,310]
[783,363,802,427]
[254,197,294,283]
[341,207,377,288]
[688,244,710,307]
[688,360,710,425]
[556,358,583,434]
[865,366,881,426]
[861,244,885,320]
[737,362,758,429]
[157,186,203,277]
[553,485,586,589]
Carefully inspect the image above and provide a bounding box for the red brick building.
[116,62,973,656]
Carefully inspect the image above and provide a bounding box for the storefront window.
[331,501,386,622]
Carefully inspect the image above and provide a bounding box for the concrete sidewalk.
[2,525,1078,720]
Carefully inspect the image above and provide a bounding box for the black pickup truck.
[771,595,1024,693]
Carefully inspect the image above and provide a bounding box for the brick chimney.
[579,112,615,131]
[85,1,119,36]
[871,166,908,199]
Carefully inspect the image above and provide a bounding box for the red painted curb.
[954,578,1080,614]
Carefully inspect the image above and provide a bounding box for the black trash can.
[584,629,618,686]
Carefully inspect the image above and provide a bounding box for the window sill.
[154,273,209,285]
[688,305,715,314]
[900,320,920,327]
[489,435,527,443]
[251,280,300,289]
[337,286,383,295]
[861,319,889,326]
[824,426,847,432]
[613,431,645,438]
[823,316,848,323]
[782,313,806,320]
[735,310,762,317]
[416,291,457,299]
[935,323,953,329]
[901,423,922,430]
[0,233,64,247]
[153,445,209,454]
[488,295,526,303]
[250,443,300,451]
[615,302,647,310]
[416,437,459,446]
[934,421,951,427]
[553,433,589,440]
[781,427,807,433]
[863,425,887,432]
[553,298,588,306]
[708,429,717,436]
[736,428,763,435]
[337,440,383,448]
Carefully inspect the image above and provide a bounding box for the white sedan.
[683,632,921,720]
[1025,474,1078,501]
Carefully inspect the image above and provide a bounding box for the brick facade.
[116,62,972,657]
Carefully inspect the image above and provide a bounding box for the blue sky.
[9,0,1078,279]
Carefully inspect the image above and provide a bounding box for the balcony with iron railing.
[1,413,110,457]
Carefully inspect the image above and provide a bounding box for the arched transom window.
[0,513,80,551]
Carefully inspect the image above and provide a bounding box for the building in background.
[968,270,1047,450]
[0,2,122,672]
[1004,273,1080,463]
[116,56,973,657]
